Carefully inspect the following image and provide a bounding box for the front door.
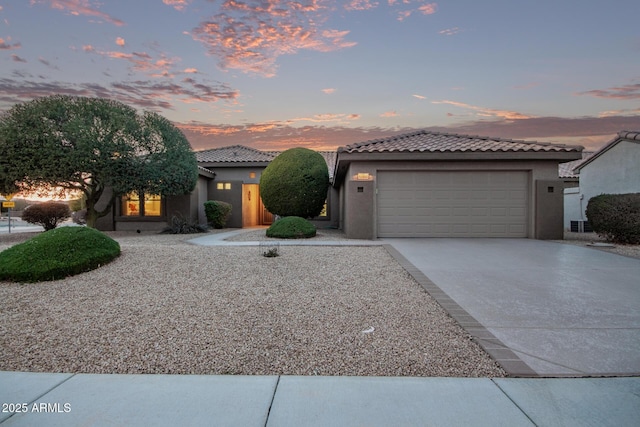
[242,184,273,227]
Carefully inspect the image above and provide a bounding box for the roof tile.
[195,146,336,179]
[341,130,583,154]
[195,145,276,163]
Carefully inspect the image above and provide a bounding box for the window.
[121,192,162,217]
[216,182,232,190]
[318,200,328,217]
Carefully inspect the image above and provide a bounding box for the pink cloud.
[393,1,437,21]
[412,94,426,99]
[184,68,198,73]
[432,100,534,120]
[116,37,125,47]
[177,113,640,153]
[11,54,27,62]
[439,27,460,36]
[0,37,21,50]
[397,10,412,21]
[578,83,640,100]
[0,77,239,111]
[598,107,640,117]
[163,0,191,11]
[345,0,380,11]
[191,2,357,77]
[288,113,361,124]
[31,0,125,26]
[322,88,336,94]
[380,111,398,117]
[418,3,437,15]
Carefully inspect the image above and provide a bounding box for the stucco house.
[96,130,582,239]
[333,131,582,239]
[95,145,337,231]
[194,145,337,229]
[563,130,640,232]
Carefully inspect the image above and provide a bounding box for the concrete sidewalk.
[187,228,384,246]
[1,372,639,426]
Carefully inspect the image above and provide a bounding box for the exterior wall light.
[352,173,374,181]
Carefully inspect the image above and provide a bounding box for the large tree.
[259,147,329,218]
[0,95,197,227]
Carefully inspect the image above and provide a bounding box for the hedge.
[585,193,640,244]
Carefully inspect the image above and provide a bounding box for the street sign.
[2,201,15,208]
[2,193,15,201]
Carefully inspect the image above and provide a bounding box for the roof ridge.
[345,129,582,150]
[618,130,640,141]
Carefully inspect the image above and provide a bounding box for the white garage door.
[377,171,528,237]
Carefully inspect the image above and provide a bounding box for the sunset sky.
[1,0,639,152]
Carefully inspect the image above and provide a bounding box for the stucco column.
[345,179,375,240]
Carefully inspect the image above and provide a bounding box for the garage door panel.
[377,171,528,237]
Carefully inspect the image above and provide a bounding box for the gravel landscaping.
[2,228,637,377]
[0,231,506,377]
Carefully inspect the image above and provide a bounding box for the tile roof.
[559,152,594,178]
[194,145,336,179]
[340,130,583,153]
[195,145,276,163]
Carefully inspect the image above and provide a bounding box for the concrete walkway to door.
[382,238,640,377]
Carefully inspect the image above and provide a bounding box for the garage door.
[377,171,528,237]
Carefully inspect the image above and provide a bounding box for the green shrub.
[0,227,120,282]
[259,147,329,218]
[204,200,232,229]
[266,216,316,239]
[586,193,640,244]
[161,213,208,234]
[22,201,71,231]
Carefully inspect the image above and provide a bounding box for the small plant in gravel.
[21,201,71,231]
[204,200,232,229]
[0,226,120,282]
[161,213,208,234]
[262,247,280,257]
[266,216,316,239]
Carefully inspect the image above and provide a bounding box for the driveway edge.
[382,244,538,378]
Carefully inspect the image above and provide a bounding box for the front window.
[121,192,162,217]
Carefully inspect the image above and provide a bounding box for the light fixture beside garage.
[352,172,374,181]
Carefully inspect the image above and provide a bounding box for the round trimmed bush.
[259,147,329,218]
[0,227,120,282]
[266,216,316,239]
[22,201,71,231]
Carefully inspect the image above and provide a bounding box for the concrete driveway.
[382,238,640,377]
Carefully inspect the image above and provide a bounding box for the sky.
[1,0,639,153]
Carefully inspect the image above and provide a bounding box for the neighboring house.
[332,130,582,239]
[559,151,594,189]
[563,130,640,232]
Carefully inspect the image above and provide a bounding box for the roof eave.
[574,131,639,172]
[198,161,272,168]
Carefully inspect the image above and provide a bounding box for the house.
[563,130,640,232]
[195,145,338,229]
[95,145,337,232]
[96,131,583,239]
[332,130,582,239]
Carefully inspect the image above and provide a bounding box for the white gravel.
[0,231,506,377]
